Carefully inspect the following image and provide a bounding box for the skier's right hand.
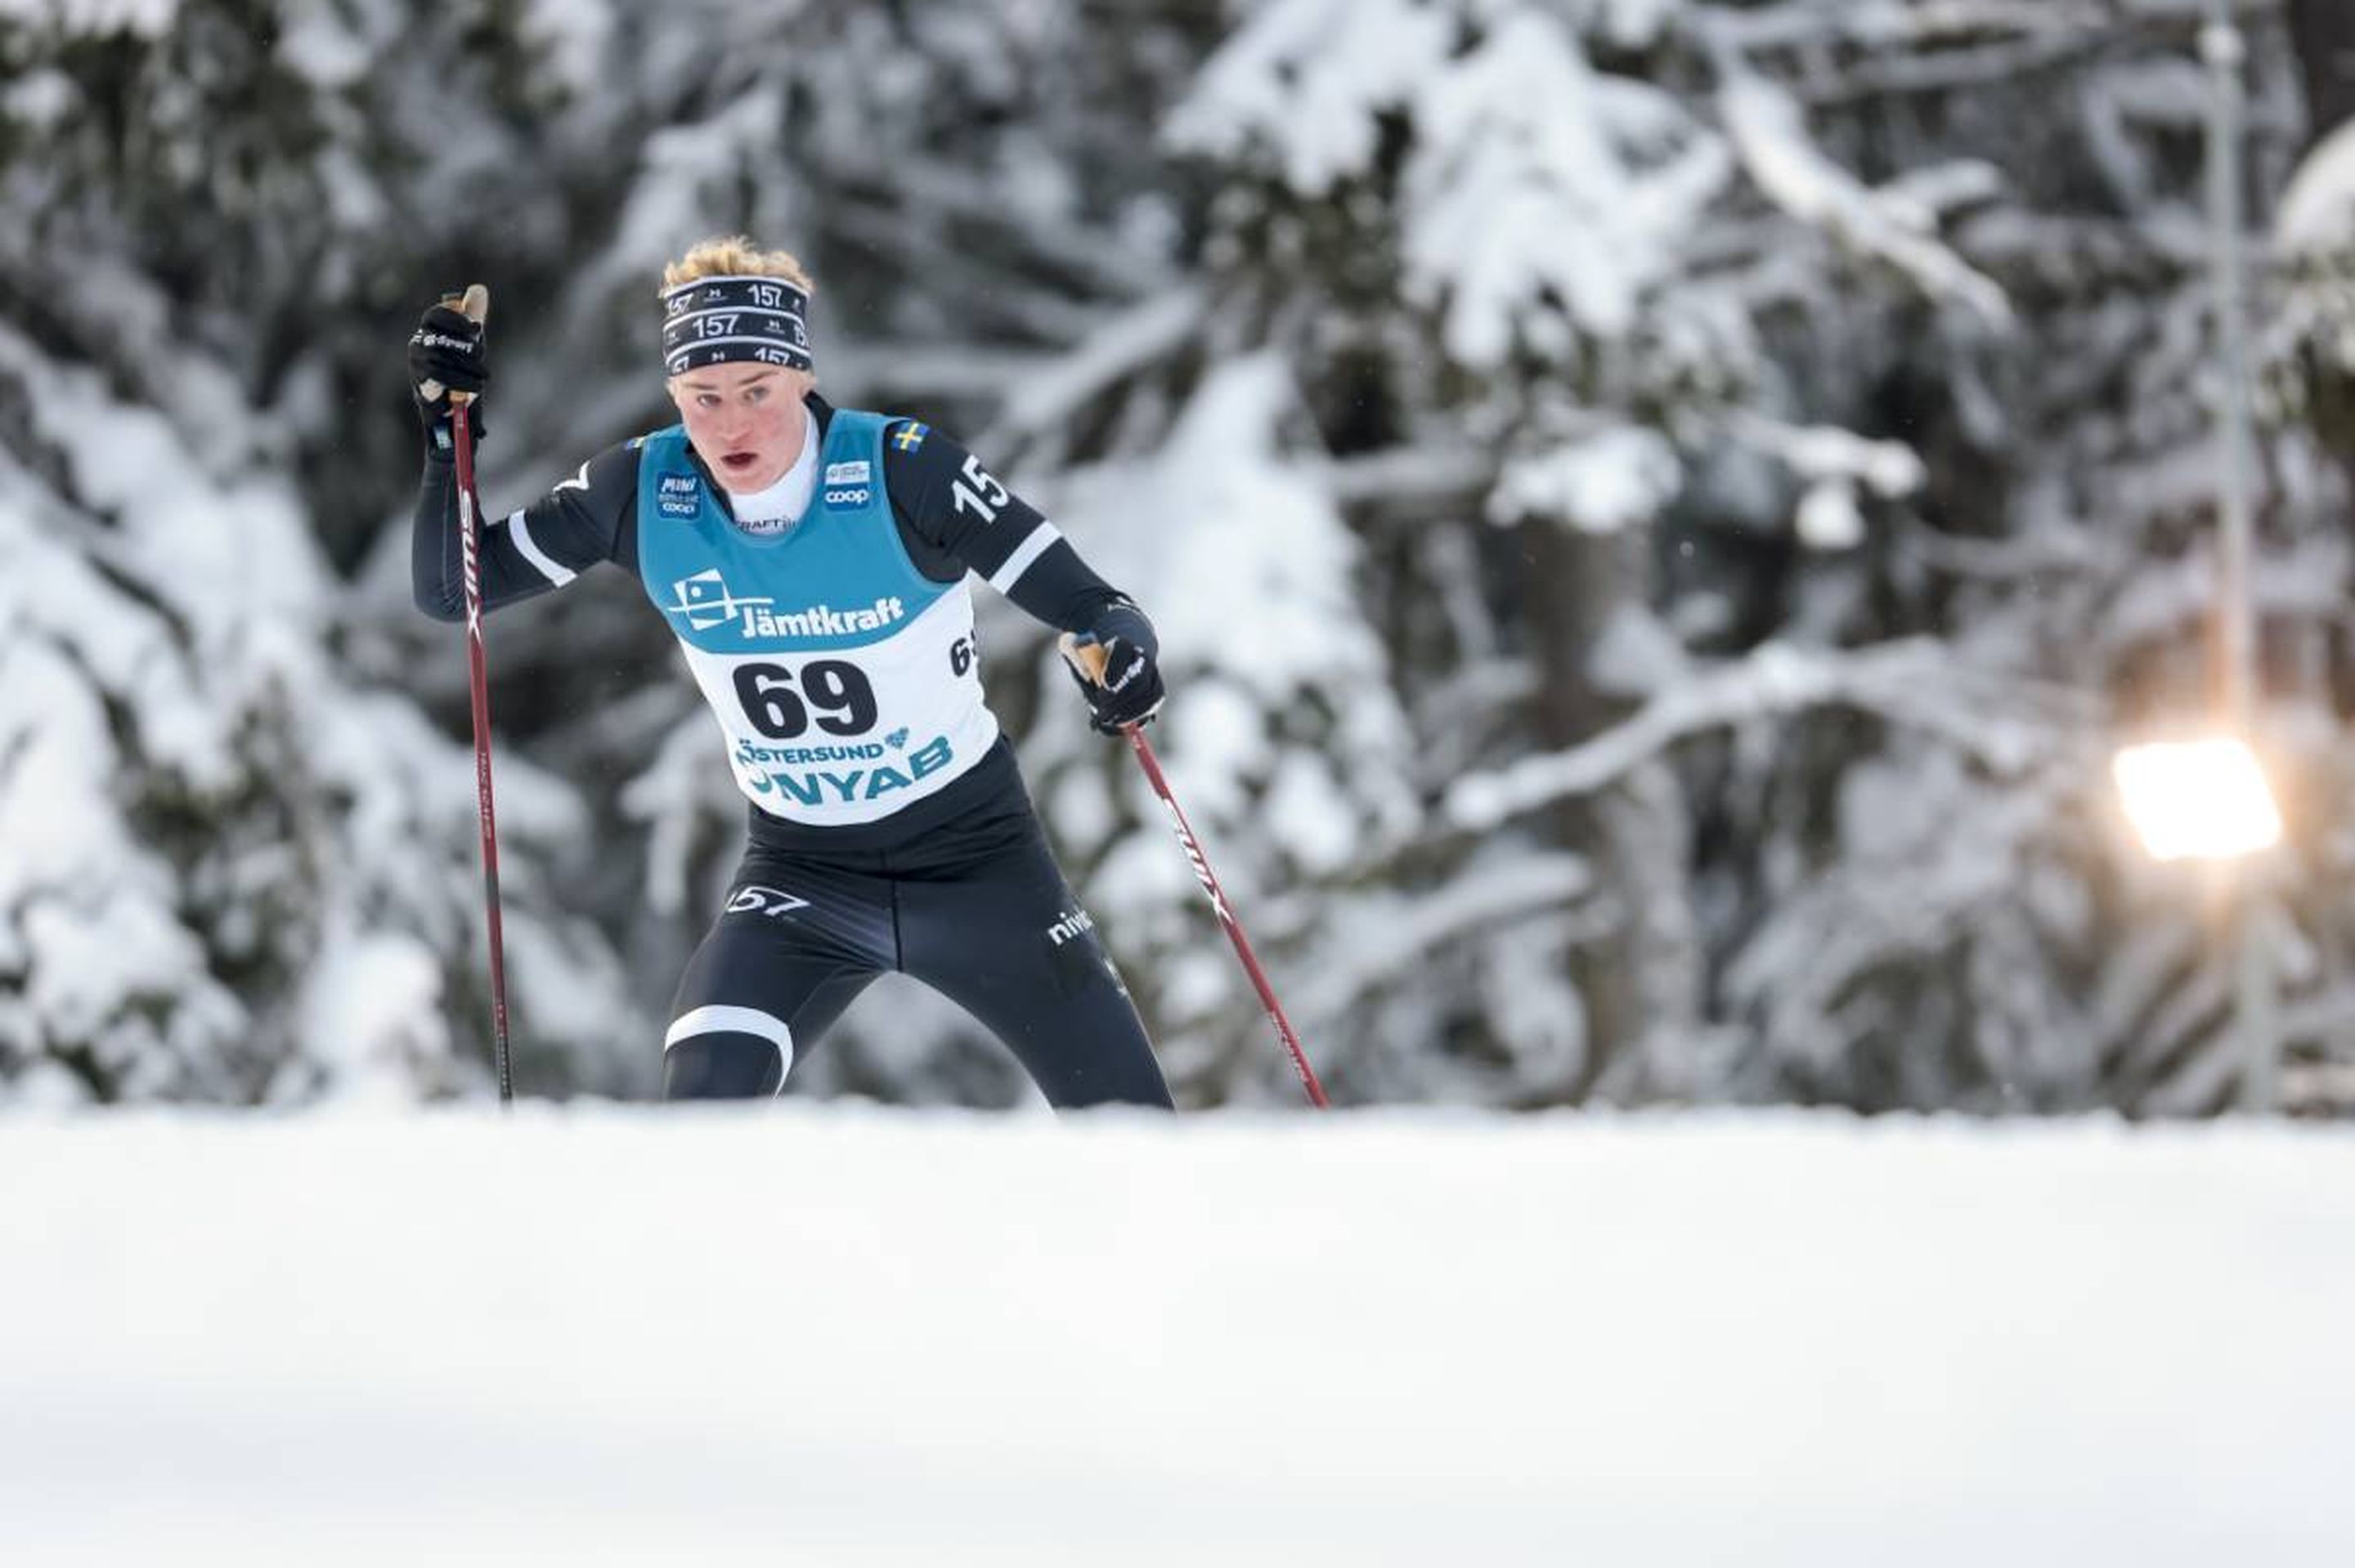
[408,296,488,453]
[1061,630,1166,734]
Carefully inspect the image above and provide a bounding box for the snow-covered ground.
[3,1107,2350,1566]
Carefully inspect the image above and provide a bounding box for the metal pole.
[2203,2,2278,1113]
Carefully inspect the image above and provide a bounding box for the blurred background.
[5,0,2354,1118]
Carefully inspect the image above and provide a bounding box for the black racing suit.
[412,393,1173,1109]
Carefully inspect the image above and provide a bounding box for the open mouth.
[720,451,759,473]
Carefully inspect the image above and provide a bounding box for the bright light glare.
[2112,738,2282,861]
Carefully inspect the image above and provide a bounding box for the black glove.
[1067,632,1164,734]
[407,297,488,454]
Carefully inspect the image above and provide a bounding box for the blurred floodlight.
[2112,738,2281,861]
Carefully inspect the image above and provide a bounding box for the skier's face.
[669,363,814,494]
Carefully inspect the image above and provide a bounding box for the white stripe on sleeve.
[505,509,578,586]
[986,520,1063,593]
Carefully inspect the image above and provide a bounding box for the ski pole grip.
[1057,631,1110,686]
[420,284,491,406]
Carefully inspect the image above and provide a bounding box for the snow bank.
[2,1109,2350,1565]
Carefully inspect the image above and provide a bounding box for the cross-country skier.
[408,235,1173,1109]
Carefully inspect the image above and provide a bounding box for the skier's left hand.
[1063,632,1164,733]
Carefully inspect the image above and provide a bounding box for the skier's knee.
[662,1008,794,1100]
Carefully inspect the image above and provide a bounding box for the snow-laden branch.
[1695,0,2276,56]
[1716,69,2013,328]
[1795,28,2114,105]
[1959,208,2211,278]
[1446,638,2094,831]
[1897,514,2132,582]
[1164,0,1452,195]
[2277,118,2355,262]
[1290,852,1596,1024]
[1726,410,1926,551]
[985,287,1209,450]
[1326,446,1496,510]
[824,342,1048,402]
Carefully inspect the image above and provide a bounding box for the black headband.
[661,275,813,377]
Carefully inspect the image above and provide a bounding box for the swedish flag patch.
[890,421,930,453]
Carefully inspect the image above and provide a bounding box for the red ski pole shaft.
[445,284,513,1105]
[1124,726,1330,1109]
[1056,633,1329,1109]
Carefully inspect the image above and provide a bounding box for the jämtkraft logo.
[661,568,908,640]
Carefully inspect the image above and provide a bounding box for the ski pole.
[441,284,514,1105]
[1060,635,1330,1109]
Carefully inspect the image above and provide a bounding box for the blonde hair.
[660,235,814,295]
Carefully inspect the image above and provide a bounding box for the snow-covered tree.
[0,0,644,1104]
[7,0,2351,1117]
[1122,0,2353,1113]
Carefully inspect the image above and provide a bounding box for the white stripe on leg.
[664,1005,796,1094]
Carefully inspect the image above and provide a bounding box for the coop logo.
[662,567,774,632]
[656,471,702,518]
[823,485,872,509]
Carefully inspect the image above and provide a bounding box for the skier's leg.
[662,855,890,1101]
[897,813,1174,1111]
[662,958,874,1097]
